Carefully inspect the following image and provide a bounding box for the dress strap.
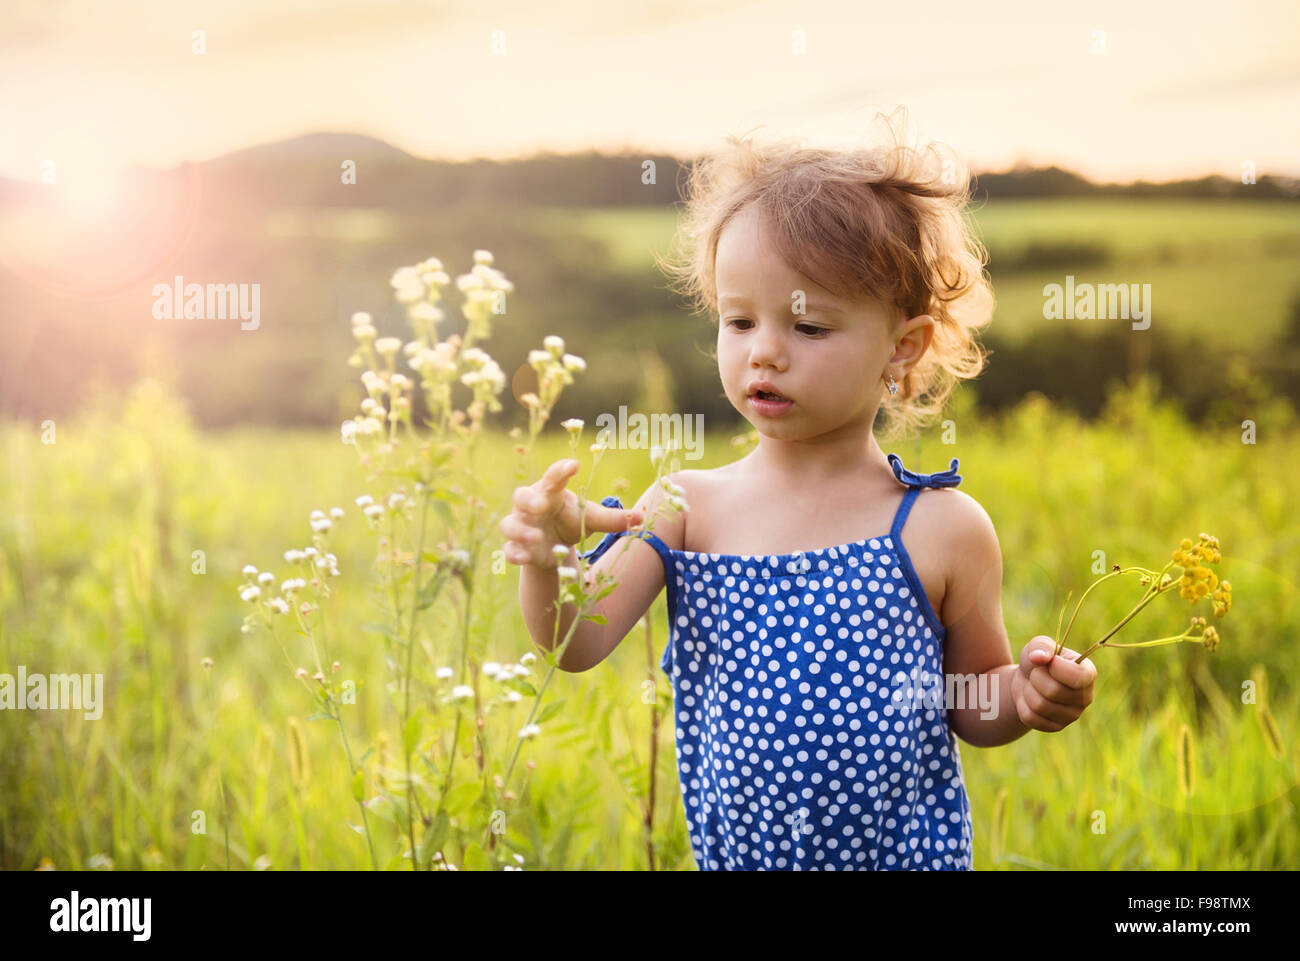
[887,454,961,542]
[887,452,962,489]
[578,495,674,568]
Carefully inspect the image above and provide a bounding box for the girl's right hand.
[499,458,644,568]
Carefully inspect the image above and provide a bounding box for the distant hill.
[2,134,1296,210]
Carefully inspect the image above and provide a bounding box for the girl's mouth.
[750,391,794,415]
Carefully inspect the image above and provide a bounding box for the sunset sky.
[2,0,1298,187]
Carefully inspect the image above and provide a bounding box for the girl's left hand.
[1011,636,1097,733]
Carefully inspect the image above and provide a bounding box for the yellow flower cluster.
[1188,615,1220,651]
[1172,533,1231,616]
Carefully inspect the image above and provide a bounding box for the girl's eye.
[725,319,829,337]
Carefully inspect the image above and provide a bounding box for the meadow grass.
[1,375,1296,870]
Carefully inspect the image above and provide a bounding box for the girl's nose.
[748,324,786,368]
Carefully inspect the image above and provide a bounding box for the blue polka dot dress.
[579,453,974,870]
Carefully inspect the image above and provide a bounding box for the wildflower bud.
[476,716,485,730]
[525,760,535,771]
[200,657,214,671]
[504,791,516,801]
[299,602,313,616]
[296,668,309,680]
[493,774,504,789]
[332,661,341,672]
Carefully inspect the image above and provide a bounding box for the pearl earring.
[886,373,898,396]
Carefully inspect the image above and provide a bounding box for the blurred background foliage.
[1,134,1297,433]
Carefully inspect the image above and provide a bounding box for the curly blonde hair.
[657,107,995,442]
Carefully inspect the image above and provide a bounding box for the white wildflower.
[518,723,541,740]
[451,685,474,701]
[340,419,358,445]
[375,337,401,357]
[329,507,344,519]
[240,586,261,602]
[355,494,374,508]
[520,652,537,665]
[562,353,586,373]
[483,662,502,678]
[257,571,274,585]
[543,335,565,355]
[436,666,454,680]
[242,564,258,577]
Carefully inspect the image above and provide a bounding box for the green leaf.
[305,712,333,722]
[441,781,482,816]
[431,500,454,528]
[403,714,421,757]
[359,747,376,766]
[352,768,365,802]
[462,842,489,872]
[420,810,450,869]
[516,680,539,697]
[582,612,608,624]
[536,699,566,724]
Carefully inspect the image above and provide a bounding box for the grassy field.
[2,373,1297,870]
[535,198,1300,345]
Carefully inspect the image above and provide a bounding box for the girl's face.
[714,202,932,441]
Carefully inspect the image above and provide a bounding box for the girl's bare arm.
[518,476,684,673]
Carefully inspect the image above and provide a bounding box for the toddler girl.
[500,109,1097,870]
